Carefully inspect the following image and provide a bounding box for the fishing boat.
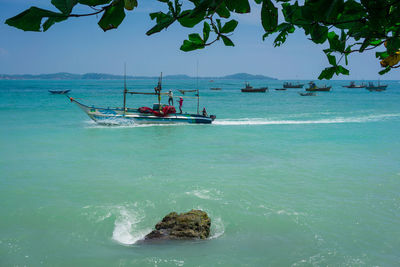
[299,92,316,96]
[283,82,304,88]
[68,73,216,125]
[178,89,198,95]
[366,82,388,91]
[275,88,287,91]
[210,87,221,91]
[49,89,70,94]
[306,82,331,92]
[342,81,366,88]
[241,82,267,93]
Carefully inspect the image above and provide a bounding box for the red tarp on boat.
[139,106,176,117]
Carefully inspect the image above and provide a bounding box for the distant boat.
[275,88,287,91]
[366,82,388,91]
[49,90,70,94]
[241,82,267,93]
[283,82,304,88]
[306,82,331,92]
[299,92,316,96]
[210,87,221,91]
[342,81,366,88]
[178,89,197,95]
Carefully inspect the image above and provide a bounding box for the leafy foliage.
[5,0,400,78]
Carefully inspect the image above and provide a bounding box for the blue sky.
[0,0,398,80]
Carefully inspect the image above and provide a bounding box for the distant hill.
[0,72,277,80]
[221,73,276,80]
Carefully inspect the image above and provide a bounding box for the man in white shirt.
[168,90,174,106]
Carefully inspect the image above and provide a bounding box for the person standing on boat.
[202,107,208,117]
[168,90,174,106]
[178,97,183,114]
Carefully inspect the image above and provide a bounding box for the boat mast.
[158,72,162,109]
[196,60,199,115]
[123,63,127,113]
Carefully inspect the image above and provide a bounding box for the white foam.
[213,114,400,126]
[185,189,222,200]
[209,217,225,239]
[111,206,149,245]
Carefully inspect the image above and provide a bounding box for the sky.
[0,0,398,80]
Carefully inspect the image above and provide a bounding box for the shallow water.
[1,79,400,266]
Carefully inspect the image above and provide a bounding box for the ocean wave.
[209,216,225,239]
[185,189,222,200]
[111,206,150,245]
[82,204,150,245]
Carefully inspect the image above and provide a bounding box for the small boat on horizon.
[241,82,267,93]
[306,82,331,92]
[275,88,287,91]
[210,87,221,91]
[366,82,388,91]
[342,81,366,88]
[299,92,316,96]
[283,82,304,88]
[178,89,197,95]
[49,90,70,94]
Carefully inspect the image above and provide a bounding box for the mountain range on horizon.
[0,72,277,80]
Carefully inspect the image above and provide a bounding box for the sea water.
[0,79,399,266]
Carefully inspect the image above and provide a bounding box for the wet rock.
[144,210,211,240]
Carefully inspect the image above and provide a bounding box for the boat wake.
[84,114,399,128]
[213,114,400,126]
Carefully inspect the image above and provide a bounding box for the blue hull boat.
[69,98,215,125]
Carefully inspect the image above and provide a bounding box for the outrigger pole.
[123,63,127,114]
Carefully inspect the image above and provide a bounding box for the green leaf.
[43,16,67,31]
[318,66,336,80]
[216,3,230,18]
[147,12,175,35]
[310,24,328,44]
[124,0,137,11]
[386,37,400,55]
[51,0,77,14]
[327,54,336,66]
[359,38,370,52]
[178,10,205,28]
[180,40,204,52]
[336,65,349,75]
[261,0,278,32]
[216,19,222,30]
[225,0,250,13]
[327,31,345,52]
[220,19,238,34]
[78,0,112,6]
[376,51,389,60]
[271,23,295,45]
[98,0,125,31]
[5,7,64,32]
[379,67,391,75]
[188,33,203,45]
[203,21,210,42]
[221,35,234,46]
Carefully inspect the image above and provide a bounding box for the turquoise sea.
[1,79,400,266]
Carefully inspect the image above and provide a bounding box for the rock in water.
[144,210,211,240]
